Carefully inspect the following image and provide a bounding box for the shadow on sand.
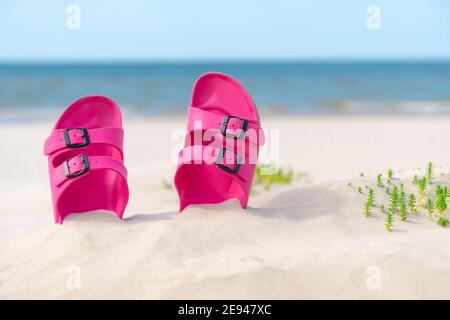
[123,211,178,223]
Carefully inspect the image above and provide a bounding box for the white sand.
[0,115,449,299]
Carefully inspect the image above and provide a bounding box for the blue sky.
[0,0,449,62]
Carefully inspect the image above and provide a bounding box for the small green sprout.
[385,210,394,232]
[385,187,391,195]
[437,216,449,228]
[418,177,427,206]
[387,168,393,182]
[254,164,294,191]
[412,175,419,185]
[389,186,399,213]
[436,192,447,217]
[436,184,443,197]
[162,179,173,189]
[400,190,407,221]
[347,182,353,187]
[363,201,370,217]
[400,183,405,198]
[360,172,365,177]
[377,174,383,188]
[380,204,385,213]
[358,187,363,194]
[408,193,417,213]
[363,189,375,217]
[426,162,433,185]
[368,189,375,207]
[426,198,434,219]
[436,185,448,200]
[399,183,405,198]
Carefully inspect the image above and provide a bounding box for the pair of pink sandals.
[44,72,264,224]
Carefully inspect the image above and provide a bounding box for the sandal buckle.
[63,128,90,148]
[216,147,243,173]
[63,154,90,178]
[221,116,248,139]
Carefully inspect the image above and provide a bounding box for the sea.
[0,62,449,122]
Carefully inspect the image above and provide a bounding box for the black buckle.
[63,128,90,148]
[63,154,89,178]
[220,115,248,139]
[216,147,243,173]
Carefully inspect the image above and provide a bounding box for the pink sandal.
[44,95,129,224]
[174,72,264,211]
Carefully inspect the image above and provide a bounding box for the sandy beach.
[1,115,449,299]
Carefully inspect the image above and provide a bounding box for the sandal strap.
[52,154,127,187]
[187,107,265,146]
[44,127,123,155]
[178,145,255,183]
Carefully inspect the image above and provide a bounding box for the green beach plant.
[436,192,447,217]
[162,178,172,189]
[400,183,405,197]
[437,216,449,228]
[363,201,370,217]
[389,186,399,213]
[408,193,417,213]
[418,177,427,206]
[400,192,407,221]
[368,188,375,207]
[436,185,448,200]
[426,198,434,219]
[254,164,294,191]
[363,188,375,217]
[377,174,383,188]
[352,163,449,231]
[385,210,394,232]
[426,162,433,185]
[436,184,443,197]
[387,168,393,184]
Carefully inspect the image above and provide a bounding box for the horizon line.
[1,58,450,65]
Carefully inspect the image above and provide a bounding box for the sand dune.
[0,116,449,299]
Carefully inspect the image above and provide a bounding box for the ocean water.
[0,62,449,121]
